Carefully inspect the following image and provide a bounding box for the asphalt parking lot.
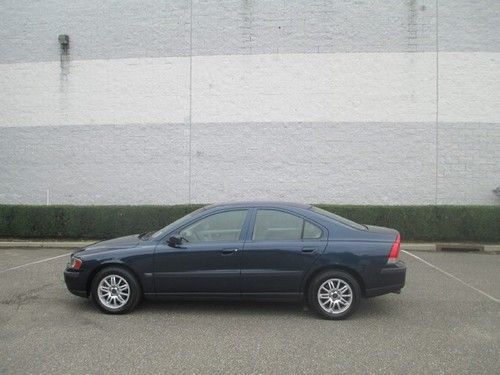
[0,248,498,374]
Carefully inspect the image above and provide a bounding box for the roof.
[205,201,311,210]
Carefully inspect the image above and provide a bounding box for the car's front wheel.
[309,270,361,320]
[91,266,141,314]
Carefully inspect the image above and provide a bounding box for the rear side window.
[252,210,323,241]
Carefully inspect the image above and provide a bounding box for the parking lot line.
[402,250,500,303]
[0,252,70,274]
[1,249,498,305]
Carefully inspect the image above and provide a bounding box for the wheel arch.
[303,265,366,298]
[86,261,143,296]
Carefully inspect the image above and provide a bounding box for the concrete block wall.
[0,0,499,205]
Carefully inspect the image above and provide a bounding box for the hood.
[83,234,141,253]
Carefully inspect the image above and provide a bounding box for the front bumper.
[64,269,89,298]
[364,260,406,297]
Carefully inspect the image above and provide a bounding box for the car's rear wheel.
[309,270,361,320]
[91,266,141,314]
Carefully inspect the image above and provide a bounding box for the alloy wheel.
[97,275,130,309]
[317,278,353,315]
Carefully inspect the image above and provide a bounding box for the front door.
[241,209,327,297]
[154,209,249,295]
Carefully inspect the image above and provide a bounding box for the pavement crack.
[0,283,52,307]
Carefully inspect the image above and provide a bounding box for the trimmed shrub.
[0,205,203,240]
[0,204,498,242]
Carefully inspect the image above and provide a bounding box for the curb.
[0,241,95,249]
[0,240,499,253]
[402,243,500,254]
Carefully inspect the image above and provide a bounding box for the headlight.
[68,256,83,270]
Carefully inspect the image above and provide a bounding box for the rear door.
[241,209,327,297]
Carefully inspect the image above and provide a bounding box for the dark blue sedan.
[64,202,406,319]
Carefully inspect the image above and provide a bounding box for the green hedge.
[0,205,203,240]
[316,205,500,242]
[0,204,498,242]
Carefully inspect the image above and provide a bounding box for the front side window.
[252,210,323,241]
[150,207,207,239]
[179,210,247,243]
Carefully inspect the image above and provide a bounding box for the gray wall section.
[1,122,499,205]
[0,0,191,64]
[437,123,500,204]
[0,124,190,204]
[1,0,499,64]
[192,0,437,54]
[439,1,500,52]
[190,122,437,204]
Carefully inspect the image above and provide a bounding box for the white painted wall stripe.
[192,52,437,123]
[0,52,498,127]
[0,57,190,127]
[439,52,500,123]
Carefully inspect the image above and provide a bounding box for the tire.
[308,270,361,320]
[91,266,142,314]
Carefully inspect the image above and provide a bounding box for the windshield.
[310,206,367,231]
[148,207,207,239]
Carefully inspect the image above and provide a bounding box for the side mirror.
[168,234,183,247]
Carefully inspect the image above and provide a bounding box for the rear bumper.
[64,269,89,298]
[364,260,406,297]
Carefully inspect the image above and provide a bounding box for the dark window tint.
[253,210,322,241]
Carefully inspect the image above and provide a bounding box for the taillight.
[387,233,401,264]
[69,257,83,270]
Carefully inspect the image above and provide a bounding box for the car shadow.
[67,294,399,320]
[139,299,310,318]
[136,296,397,320]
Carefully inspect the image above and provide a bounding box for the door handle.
[221,248,239,255]
[301,247,317,253]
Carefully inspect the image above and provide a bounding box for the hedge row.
[0,205,203,240]
[0,204,498,242]
[316,205,500,242]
